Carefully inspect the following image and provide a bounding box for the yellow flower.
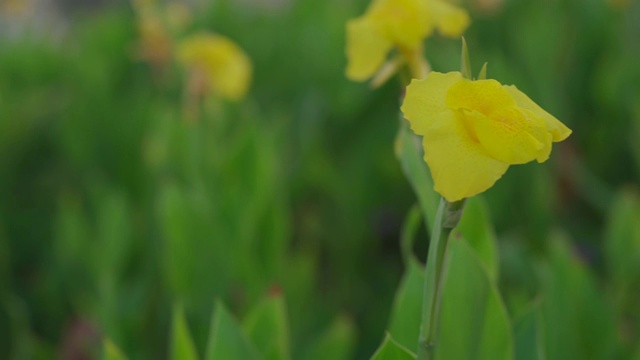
[401,71,572,202]
[346,0,470,81]
[177,32,252,101]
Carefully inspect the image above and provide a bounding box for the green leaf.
[395,120,438,231]
[371,333,416,360]
[171,305,199,360]
[305,316,356,360]
[513,303,545,360]
[477,62,488,80]
[387,259,423,351]
[435,238,513,360]
[460,37,472,80]
[455,196,499,281]
[243,293,291,360]
[400,205,422,265]
[206,301,261,360]
[604,189,640,298]
[103,338,128,360]
[540,233,615,360]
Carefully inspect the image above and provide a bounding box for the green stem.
[417,197,466,360]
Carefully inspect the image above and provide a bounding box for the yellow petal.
[423,109,509,202]
[178,33,252,100]
[428,0,471,38]
[503,85,572,142]
[401,71,464,135]
[368,0,432,49]
[465,107,552,164]
[345,17,393,81]
[446,78,517,117]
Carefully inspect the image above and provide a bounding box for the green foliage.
[370,334,416,360]
[1,0,640,359]
[435,239,513,360]
[172,306,200,360]
[205,302,261,360]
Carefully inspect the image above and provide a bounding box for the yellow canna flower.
[177,32,252,101]
[346,0,470,82]
[401,71,572,202]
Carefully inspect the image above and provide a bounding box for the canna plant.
[345,0,574,358]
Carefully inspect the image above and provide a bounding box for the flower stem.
[417,197,466,360]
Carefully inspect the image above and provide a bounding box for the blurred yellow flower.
[177,32,252,101]
[345,0,470,82]
[401,71,572,201]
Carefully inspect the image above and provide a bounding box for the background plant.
[1,0,640,359]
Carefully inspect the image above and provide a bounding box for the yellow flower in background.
[346,0,470,82]
[177,32,252,101]
[401,71,572,202]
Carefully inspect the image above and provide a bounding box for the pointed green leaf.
[387,259,423,351]
[395,120,438,231]
[206,301,261,360]
[103,338,128,360]
[371,334,416,360]
[513,303,545,360]
[454,196,499,280]
[243,293,291,360]
[460,37,472,80]
[478,63,488,80]
[306,316,356,360]
[540,233,615,360]
[435,239,513,360]
[171,305,199,360]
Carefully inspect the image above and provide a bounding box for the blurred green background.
[1,0,640,358]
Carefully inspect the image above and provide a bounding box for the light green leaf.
[206,301,261,360]
[461,37,472,80]
[371,333,416,360]
[171,305,199,360]
[513,303,545,360]
[435,239,513,360]
[540,233,615,360]
[455,196,499,280]
[387,259,423,351]
[395,120,438,231]
[243,293,291,360]
[103,338,128,360]
[478,63,488,81]
[305,316,356,360]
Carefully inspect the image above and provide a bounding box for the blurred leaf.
[305,316,356,360]
[455,196,499,281]
[540,233,615,360]
[513,303,545,360]
[371,333,416,360]
[395,120,438,232]
[400,204,422,265]
[171,305,199,360]
[387,259,423,352]
[103,338,128,360]
[461,37,472,79]
[206,301,261,360]
[436,238,513,360]
[96,190,131,280]
[243,293,291,360]
[604,189,640,298]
